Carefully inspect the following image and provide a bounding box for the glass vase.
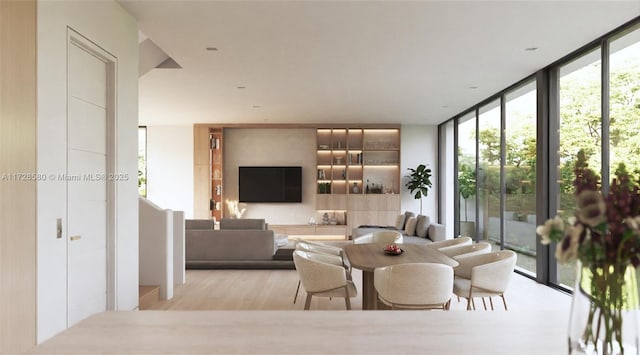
[568,261,640,355]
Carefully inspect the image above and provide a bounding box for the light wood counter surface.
[29,310,568,354]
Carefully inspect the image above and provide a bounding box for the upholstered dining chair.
[374,263,454,310]
[293,250,358,310]
[292,238,343,257]
[427,236,472,250]
[293,242,348,303]
[438,241,492,260]
[453,250,517,311]
[353,230,403,244]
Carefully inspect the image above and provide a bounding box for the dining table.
[343,243,459,310]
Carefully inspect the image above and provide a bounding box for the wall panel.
[0,0,37,353]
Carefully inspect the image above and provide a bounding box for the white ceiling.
[118,1,640,126]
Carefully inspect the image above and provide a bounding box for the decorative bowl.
[383,244,404,255]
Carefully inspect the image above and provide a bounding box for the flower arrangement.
[226,199,246,219]
[536,150,640,354]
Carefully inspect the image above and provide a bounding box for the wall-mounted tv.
[238,166,302,203]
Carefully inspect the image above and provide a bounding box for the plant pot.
[459,221,475,238]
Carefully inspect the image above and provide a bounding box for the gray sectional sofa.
[185,218,294,269]
[351,212,447,244]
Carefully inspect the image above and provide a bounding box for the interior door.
[66,41,109,326]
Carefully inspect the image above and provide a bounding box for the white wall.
[142,126,440,225]
[146,125,194,217]
[37,1,138,342]
[224,128,317,224]
[400,124,438,220]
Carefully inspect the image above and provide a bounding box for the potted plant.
[458,163,476,237]
[405,164,432,215]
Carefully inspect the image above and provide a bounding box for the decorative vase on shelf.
[351,182,359,193]
[568,261,639,355]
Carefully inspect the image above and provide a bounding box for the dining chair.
[293,250,358,310]
[374,262,454,310]
[453,250,517,311]
[353,230,403,244]
[427,236,472,250]
[438,241,492,260]
[293,242,351,304]
[292,238,343,257]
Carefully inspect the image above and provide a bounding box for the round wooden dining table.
[343,243,459,310]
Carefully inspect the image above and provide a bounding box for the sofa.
[185,218,293,269]
[351,212,447,244]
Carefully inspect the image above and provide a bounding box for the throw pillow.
[394,214,406,231]
[404,211,415,221]
[404,217,418,236]
[415,215,431,238]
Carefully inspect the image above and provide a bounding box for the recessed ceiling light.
[468,86,478,90]
[441,105,449,108]
[524,47,538,52]
[206,47,218,51]
[253,105,261,108]
[237,86,246,89]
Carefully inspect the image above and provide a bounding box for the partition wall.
[438,18,640,289]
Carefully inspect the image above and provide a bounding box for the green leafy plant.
[405,164,432,215]
[458,163,476,222]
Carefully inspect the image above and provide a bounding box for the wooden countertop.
[29,310,568,354]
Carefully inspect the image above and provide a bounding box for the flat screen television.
[238,166,302,203]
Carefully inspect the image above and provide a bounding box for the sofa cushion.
[186,229,276,261]
[404,211,415,220]
[220,218,266,230]
[393,214,406,231]
[404,217,418,236]
[186,219,215,230]
[415,215,430,238]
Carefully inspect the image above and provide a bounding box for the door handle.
[70,235,82,241]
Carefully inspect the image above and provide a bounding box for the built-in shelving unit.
[316,128,400,196]
[210,128,223,221]
[316,127,401,234]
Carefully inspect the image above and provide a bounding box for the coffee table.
[343,243,459,310]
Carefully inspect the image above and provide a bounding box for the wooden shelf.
[210,128,224,221]
[315,127,401,233]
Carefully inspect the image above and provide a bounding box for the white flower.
[626,215,640,231]
[536,216,565,245]
[576,190,606,227]
[555,223,584,264]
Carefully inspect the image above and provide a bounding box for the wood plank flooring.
[146,269,571,311]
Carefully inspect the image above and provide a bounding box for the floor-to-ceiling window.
[477,100,501,245]
[457,112,477,238]
[504,81,537,276]
[138,126,147,197]
[609,26,640,177]
[439,18,639,289]
[556,48,602,287]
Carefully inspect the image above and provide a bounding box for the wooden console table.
[269,224,348,240]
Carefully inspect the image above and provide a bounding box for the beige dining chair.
[453,250,517,311]
[293,242,351,304]
[353,230,403,244]
[374,262,454,310]
[439,241,492,260]
[293,250,358,310]
[427,236,472,250]
[292,238,343,257]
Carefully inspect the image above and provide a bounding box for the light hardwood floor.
[146,268,571,311]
